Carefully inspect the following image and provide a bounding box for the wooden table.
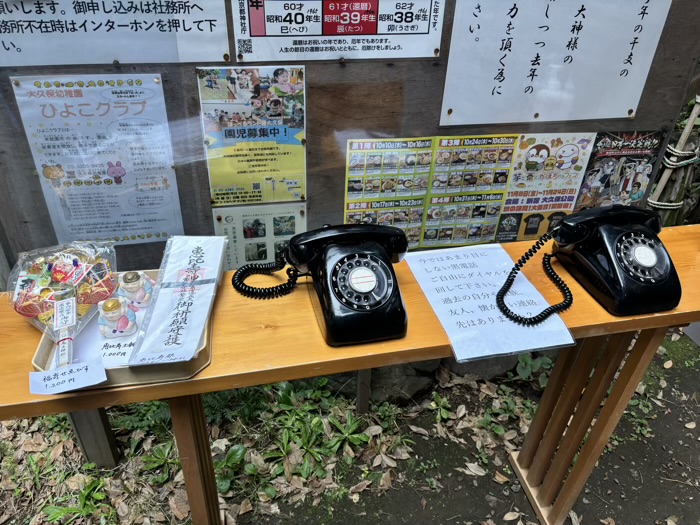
[1,225,699,525]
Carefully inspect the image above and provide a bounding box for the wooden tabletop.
[1,224,699,420]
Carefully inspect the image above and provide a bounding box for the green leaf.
[225,444,246,467]
[263,485,277,499]
[43,506,69,522]
[216,476,232,493]
[538,372,549,389]
[516,361,531,379]
[491,425,506,436]
[244,463,258,476]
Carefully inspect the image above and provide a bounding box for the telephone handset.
[232,224,408,346]
[497,205,682,325]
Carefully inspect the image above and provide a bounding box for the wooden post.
[68,408,119,468]
[168,395,220,525]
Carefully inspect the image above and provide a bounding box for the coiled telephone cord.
[232,254,305,299]
[495,231,573,326]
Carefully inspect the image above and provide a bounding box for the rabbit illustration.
[107,161,126,184]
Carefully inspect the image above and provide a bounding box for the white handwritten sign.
[441,1,672,125]
[30,357,107,395]
[404,244,574,362]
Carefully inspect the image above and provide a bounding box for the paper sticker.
[30,357,107,395]
[53,298,77,330]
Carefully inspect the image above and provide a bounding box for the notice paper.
[30,358,107,395]
[404,244,574,362]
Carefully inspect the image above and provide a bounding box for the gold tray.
[31,270,212,390]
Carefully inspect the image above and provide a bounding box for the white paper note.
[30,358,107,395]
[405,244,574,362]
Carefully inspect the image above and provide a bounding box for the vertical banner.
[573,131,664,212]
[497,133,597,242]
[212,203,307,270]
[197,65,306,206]
[12,74,184,245]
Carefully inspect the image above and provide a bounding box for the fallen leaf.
[659,379,668,388]
[600,518,616,525]
[671,333,681,341]
[116,501,129,517]
[493,471,510,485]
[168,489,190,520]
[503,430,518,441]
[408,425,429,437]
[48,442,64,463]
[211,438,230,454]
[664,360,673,369]
[350,493,360,503]
[379,471,392,490]
[456,405,467,419]
[380,453,397,468]
[365,425,383,437]
[569,510,582,525]
[65,473,87,491]
[421,497,427,510]
[21,433,47,453]
[238,499,253,515]
[666,516,679,525]
[635,382,646,395]
[349,480,371,493]
[685,422,696,429]
[466,463,487,476]
[504,511,521,521]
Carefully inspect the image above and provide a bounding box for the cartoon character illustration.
[525,145,550,171]
[98,297,137,338]
[577,181,603,209]
[544,156,557,171]
[555,144,580,170]
[118,271,154,310]
[630,181,644,203]
[107,161,126,184]
[42,164,65,187]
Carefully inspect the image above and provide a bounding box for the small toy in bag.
[7,242,118,368]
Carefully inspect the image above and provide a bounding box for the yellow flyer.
[196,66,306,205]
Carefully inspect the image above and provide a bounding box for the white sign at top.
[440,0,672,126]
[0,0,228,66]
[232,0,446,62]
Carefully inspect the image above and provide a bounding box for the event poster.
[233,0,446,62]
[0,0,228,66]
[573,131,664,212]
[496,133,597,243]
[345,138,434,249]
[441,1,671,125]
[344,135,518,249]
[197,66,306,206]
[213,202,307,270]
[12,74,185,245]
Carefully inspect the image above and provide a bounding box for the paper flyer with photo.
[573,131,664,212]
[197,66,306,206]
[12,74,184,245]
[213,202,307,270]
[233,0,446,62]
[496,133,597,243]
[344,135,518,250]
[423,135,517,248]
[345,138,434,249]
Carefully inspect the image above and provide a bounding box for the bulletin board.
[0,0,699,271]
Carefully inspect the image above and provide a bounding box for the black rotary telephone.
[232,224,408,346]
[497,205,682,325]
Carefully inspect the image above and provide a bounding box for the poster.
[344,135,518,250]
[345,138,434,249]
[197,66,306,206]
[423,135,516,248]
[441,1,672,125]
[573,131,664,212]
[12,74,184,245]
[213,202,307,270]
[232,0,446,62]
[497,133,597,242]
[0,0,228,67]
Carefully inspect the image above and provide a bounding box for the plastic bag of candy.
[7,242,118,368]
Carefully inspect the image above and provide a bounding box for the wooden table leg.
[168,395,220,525]
[511,327,667,525]
[68,408,119,468]
[356,369,372,414]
